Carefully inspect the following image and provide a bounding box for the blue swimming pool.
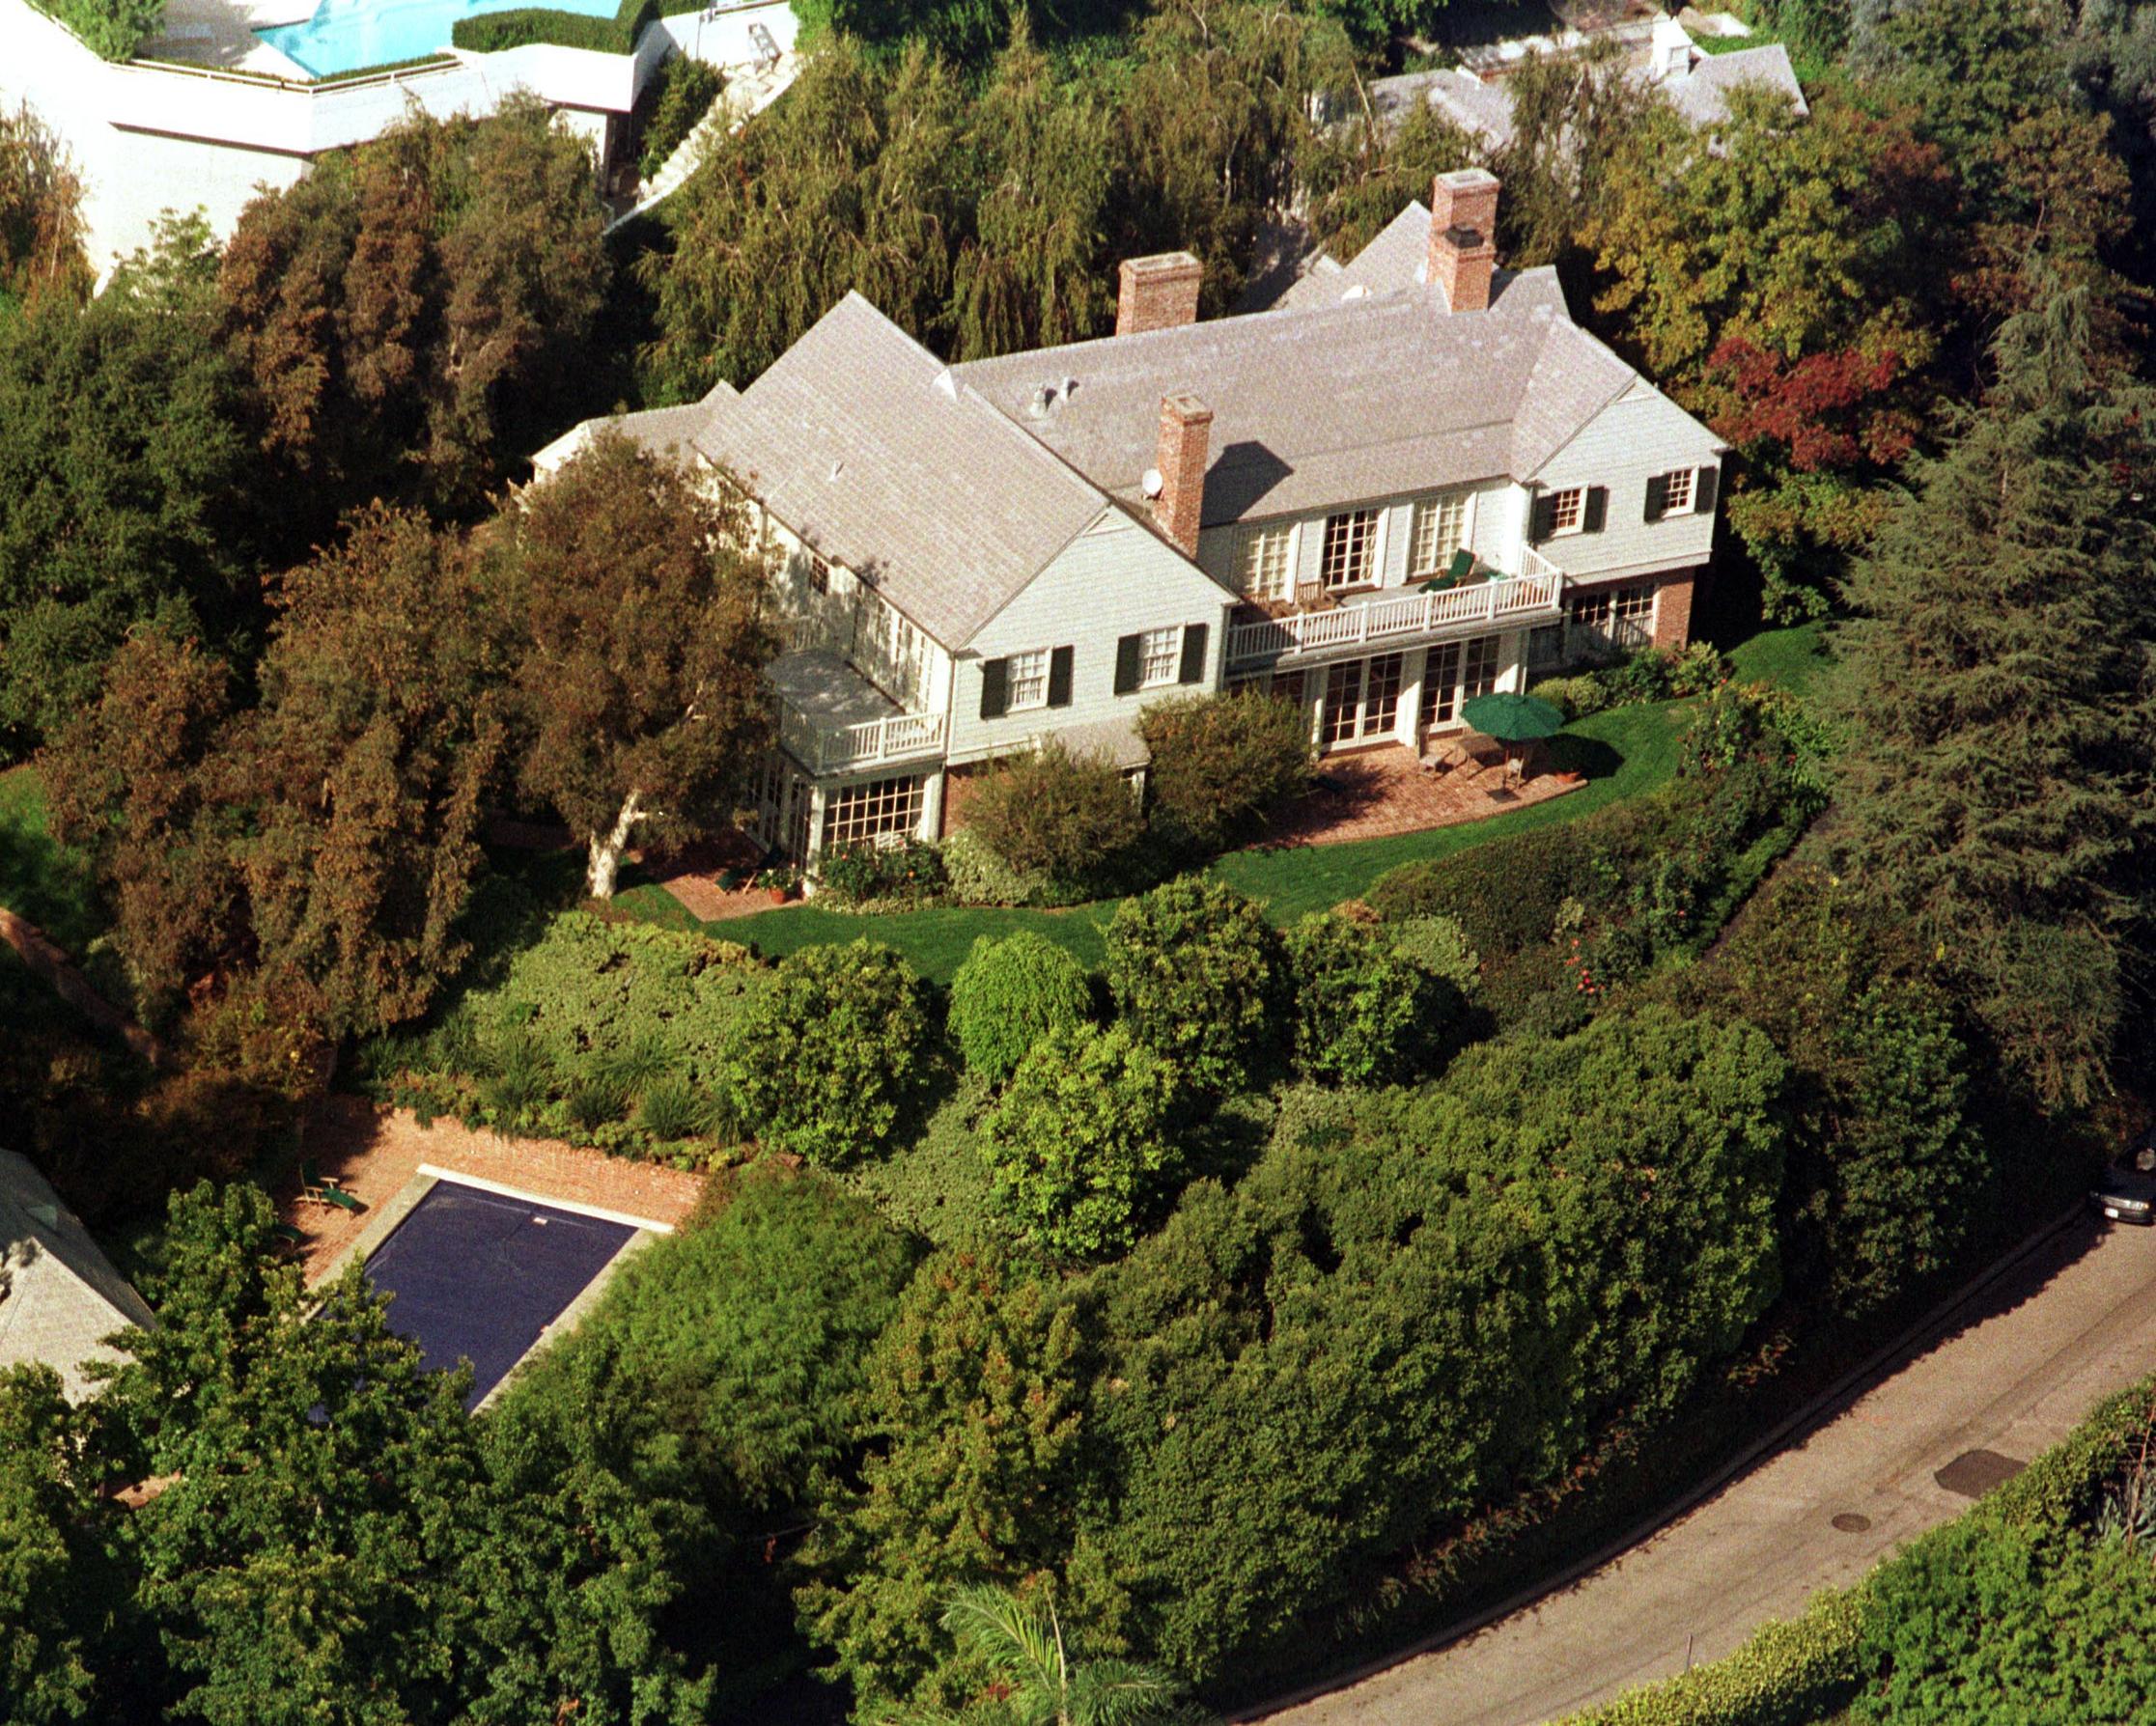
[259,0,619,78]
[363,1181,636,1408]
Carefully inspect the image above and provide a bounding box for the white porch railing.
[778,702,947,774]
[1224,556,1566,670]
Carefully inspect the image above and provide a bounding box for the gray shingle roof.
[1664,42,1808,126]
[0,1151,154,1402]
[1273,201,1569,317]
[955,266,1633,526]
[693,293,1110,648]
[531,381,738,474]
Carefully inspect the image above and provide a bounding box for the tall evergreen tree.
[1828,286,2156,1107]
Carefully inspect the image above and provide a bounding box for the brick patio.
[1260,741,1582,848]
[286,1097,710,1287]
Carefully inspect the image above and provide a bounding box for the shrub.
[947,932,1094,1086]
[1137,690,1314,851]
[1104,876,1286,1094]
[981,1023,1185,1261]
[963,742,1141,892]
[718,940,938,1166]
[817,837,948,908]
[30,0,163,59]
[1387,913,1481,997]
[1284,913,1449,1086]
[939,826,1053,907]
[637,54,723,179]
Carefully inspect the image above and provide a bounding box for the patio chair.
[267,1222,306,1257]
[297,1160,365,1214]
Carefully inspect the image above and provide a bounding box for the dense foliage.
[1283,910,1451,1086]
[27,0,162,58]
[719,939,940,1166]
[960,742,1143,895]
[1137,690,1314,851]
[947,929,1096,1086]
[0,101,89,309]
[980,1022,1184,1261]
[1103,876,1286,1095]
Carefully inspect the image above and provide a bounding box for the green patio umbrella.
[1460,691,1565,784]
[1460,692,1565,741]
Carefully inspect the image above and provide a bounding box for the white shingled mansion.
[537,171,1726,867]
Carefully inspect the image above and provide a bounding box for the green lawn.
[1727,620,1832,700]
[611,697,1693,984]
[0,764,103,952]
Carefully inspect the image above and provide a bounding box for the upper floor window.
[808,551,830,596]
[1410,492,1470,575]
[1240,524,1297,600]
[1645,464,1719,522]
[1007,648,1050,710]
[1548,487,1585,536]
[1320,508,1379,590]
[1139,626,1184,687]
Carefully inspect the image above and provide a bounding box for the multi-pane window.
[1007,649,1050,711]
[1419,642,1463,731]
[807,551,830,596]
[1461,634,1500,701]
[1661,467,1694,515]
[1139,626,1183,687]
[1410,492,1470,575]
[1571,584,1655,653]
[1548,487,1585,536]
[1319,508,1380,590]
[822,774,924,849]
[1240,524,1297,600]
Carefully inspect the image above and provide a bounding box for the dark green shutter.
[1047,645,1074,708]
[1582,487,1608,534]
[979,657,1009,719]
[1643,473,1670,523]
[1694,464,1721,515]
[1178,623,1209,684]
[1527,492,1557,543]
[1114,633,1142,694]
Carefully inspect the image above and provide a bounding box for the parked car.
[2090,1136,2156,1225]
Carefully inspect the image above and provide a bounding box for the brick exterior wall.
[1116,252,1203,336]
[1653,570,1696,650]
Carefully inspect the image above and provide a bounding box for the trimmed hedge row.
[1554,1374,2156,1726]
[451,0,698,56]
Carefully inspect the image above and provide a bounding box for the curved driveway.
[1259,1214,2156,1726]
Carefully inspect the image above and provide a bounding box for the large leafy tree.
[0,99,90,309]
[1827,287,2156,1109]
[500,430,776,899]
[1584,87,1954,618]
[0,218,254,745]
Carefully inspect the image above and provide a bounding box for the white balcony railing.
[1224,555,1566,670]
[778,702,947,775]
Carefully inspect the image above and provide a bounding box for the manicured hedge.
[1554,1375,2156,1726]
[451,0,699,56]
[28,0,162,60]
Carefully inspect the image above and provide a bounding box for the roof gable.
[693,293,1112,648]
[0,1151,154,1402]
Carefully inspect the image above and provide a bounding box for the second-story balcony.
[770,649,947,777]
[1224,548,1566,671]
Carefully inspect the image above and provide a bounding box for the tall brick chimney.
[1427,168,1500,315]
[1117,252,1203,337]
[1151,394,1212,557]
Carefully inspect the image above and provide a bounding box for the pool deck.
[287,1096,708,1288]
[142,0,315,78]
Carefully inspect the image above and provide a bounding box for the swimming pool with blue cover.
[258,0,618,78]
[363,1181,635,1408]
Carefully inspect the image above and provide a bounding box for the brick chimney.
[1117,252,1203,337]
[1427,168,1500,315]
[1151,394,1212,557]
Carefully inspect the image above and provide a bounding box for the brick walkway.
[287,1097,709,1286]
[1262,742,1582,849]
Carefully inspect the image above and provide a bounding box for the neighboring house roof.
[1370,32,1806,154]
[955,261,1635,527]
[692,292,1112,648]
[530,380,741,475]
[0,1151,154,1402]
[1273,201,1569,316]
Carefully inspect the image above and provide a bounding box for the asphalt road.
[1261,1212,2156,1726]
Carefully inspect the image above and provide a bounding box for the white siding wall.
[1194,478,1523,601]
[758,507,951,716]
[1530,385,1722,584]
[947,512,1235,766]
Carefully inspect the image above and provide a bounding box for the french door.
[1417,634,1501,733]
[1322,653,1404,748]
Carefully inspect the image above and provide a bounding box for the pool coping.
[311,1165,674,1412]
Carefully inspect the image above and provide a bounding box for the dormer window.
[1320,508,1380,590]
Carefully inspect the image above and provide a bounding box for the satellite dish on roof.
[1140,467,1164,498]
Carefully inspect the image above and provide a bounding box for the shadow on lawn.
[1547,731,1623,782]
